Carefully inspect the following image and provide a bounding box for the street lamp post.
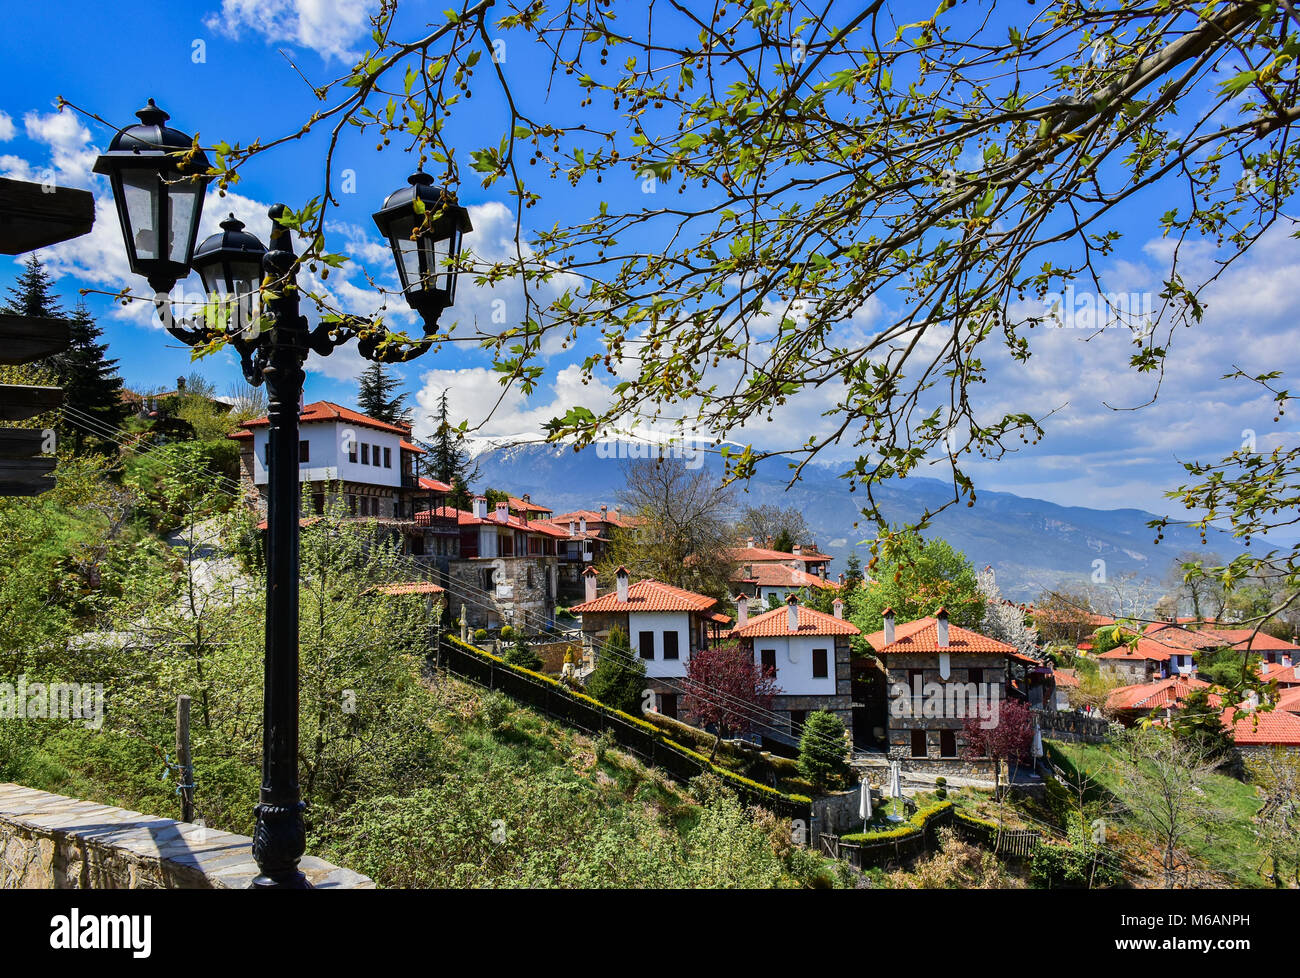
[96,99,472,889]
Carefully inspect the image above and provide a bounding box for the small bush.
[481,691,512,730]
[594,728,615,764]
[500,625,516,641]
[473,628,488,641]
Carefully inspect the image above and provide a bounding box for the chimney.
[472,496,488,519]
[568,519,576,536]
[735,595,749,629]
[176,376,186,391]
[882,607,895,645]
[495,501,509,523]
[1246,689,1260,712]
[616,566,629,603]
[838,572,845,585]
[1261,660,1271,676]
[612,507,620,521]
[600,504,608,521]
[523,493,531,503]
[746,537,754,548]
[833,598,844,620]
[792,544,802,557]
[936,608,950,648]
[583,566,598,603]
[580,516,587,534]
[786,593,799,632]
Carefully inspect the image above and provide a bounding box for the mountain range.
[467,439,1248,599]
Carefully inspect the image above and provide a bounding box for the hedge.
[434,634,813,818]
[841,800,954,845]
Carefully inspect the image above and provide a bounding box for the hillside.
[469,440,1246,598]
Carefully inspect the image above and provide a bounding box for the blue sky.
[1,0,1297,523]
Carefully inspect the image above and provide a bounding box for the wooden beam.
[0,177,95,255]
[0,314,71,365]
[0,384,62,421]
[0,456,56,496]
[0,428,52,458]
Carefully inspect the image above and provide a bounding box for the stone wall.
[1032,708,1111,743]
[446,555,557,633]
[0,784,372,889]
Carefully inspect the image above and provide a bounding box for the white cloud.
[0,112,14,142]
[204,0,374,62]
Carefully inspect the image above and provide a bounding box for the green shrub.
[584,626,646,715]
[473,628,488,641]
[481,691,512,730]
[500,625,516,641]
[503,636,543,671]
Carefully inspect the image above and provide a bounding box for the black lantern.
[193,214,267,336]
[372,173,472,328]
[93,99,209,294]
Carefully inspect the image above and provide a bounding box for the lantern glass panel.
[122,169,160,261]
[167,180,203,264]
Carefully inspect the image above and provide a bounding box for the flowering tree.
[681,644,780,761]
[976,566,1040,659]
[963,699,1035,799]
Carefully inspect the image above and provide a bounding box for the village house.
[729,594,857,747]
[570,566,718,719]
[725,540,833,580]
[733,563,841,607]
[230,401,426,520]
[1094,636,1189,683]
[545,506,640,601]
[415,495,568,634]
[863,608,1016,778]
[1105,675,1216,725]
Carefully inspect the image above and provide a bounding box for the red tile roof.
[1209,628,1300,653]
[731,604,860,638]
[570,579,718,614]
[1106,676,1214,711]
[417,476,454,492]
[736,563,841,591]
[864,617,1014,655]
[1278,687,1300,715]
[727,545,832,564]
[1260,663,1300,686]
[1095,637,1181,662]
[373,582,445,596]
[1222,706,1300,745]
[413,505,571,536]
[508,495,553,514]
[230,400,413,439]
[399,440,426,455]
[1053,669,1080,688]
[1140,623,1224,651]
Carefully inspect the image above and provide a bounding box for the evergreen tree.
[356,362,411,425]
[4,259,124,452]
[844,551,864,590]
[797,710,850,793]
[422,388,478,507]
[584,626,646,715]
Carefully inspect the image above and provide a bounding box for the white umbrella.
[859,778,872,828]
[1031,728,1044,759]
[887,761,904,821]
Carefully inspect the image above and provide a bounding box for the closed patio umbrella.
[887,761,904,821]
[859,778,872,831]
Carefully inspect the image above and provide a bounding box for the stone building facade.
[864,609,1017,779]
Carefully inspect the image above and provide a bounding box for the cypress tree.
[422,388,478,507]
[584,626,647,715]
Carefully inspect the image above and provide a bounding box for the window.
[911,729,928,759]
[790,709,807,732]
[299,440,310,463]
[346,494,357,515]
[348,442,357,463]
[760,649,777,677]
[372,444,381,466]
[812,648,828,679]
[361,443,370,465]
[639,631,655,660]
[526,567,534,588]
[939,730,957,758]
[663,631,680,660]
[968,668,984,685]
[480,568,495,591]
[383,446,392,468]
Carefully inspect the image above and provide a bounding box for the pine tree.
[422,388,478,506]
[503,635,543,671]
[4,259,124,452]
[844,551,864,590]
[356,362,411,425]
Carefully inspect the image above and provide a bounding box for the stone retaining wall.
[0,784,372,889]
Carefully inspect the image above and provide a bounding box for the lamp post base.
[250,799,312,889]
